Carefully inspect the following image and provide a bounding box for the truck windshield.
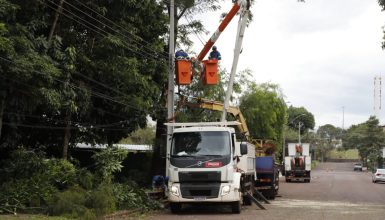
[171,131,230,157]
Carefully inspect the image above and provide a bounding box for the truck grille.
[180,183,220,199]
[179,171,221,182]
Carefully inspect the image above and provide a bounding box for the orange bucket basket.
[202,60,218,85]
[175,60,192,85]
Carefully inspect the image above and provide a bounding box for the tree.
[317,124,343,140]
[119,126,155,145]
[379,0,385,48]
[151,0,224,176]
[344,116,385,168]
[287,106,315,134]
[239,83,287,154]
[0,0,169,160]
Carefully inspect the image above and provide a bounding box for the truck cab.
[166,122,255,213]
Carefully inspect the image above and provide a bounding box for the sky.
[186,0,385,129]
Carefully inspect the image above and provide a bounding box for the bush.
[0,149,76,214]
[112,181,161,211]
[87,184,116,217]
[48,186,95,220]
[77,169,94,190]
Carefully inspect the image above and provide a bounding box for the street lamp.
[283,113,306,158]
[298,121,303,144]
[289,113,306,143]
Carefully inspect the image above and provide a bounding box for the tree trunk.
[151,115,167,177]
[0,94,5,139]
[62,114,71,159]
[48,0,65,45]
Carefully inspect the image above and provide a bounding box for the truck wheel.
[170,203,182,214]
[243,194,252,206]
[231,201,241,214]
[285,178,291,183]
[232,191,242,213]
[304,179,310,183]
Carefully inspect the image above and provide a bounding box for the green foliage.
[287,106,315,133]
[239,83,286,148]
[48,186,94,220]
[92,147,128,182]
[343,116,385,167]
[0,149,76,214]
[0,0,169,158]
[76,169,94,190]
[327,149,359,160]
[317,124,343,140]
[112,181,161,211]
[87,184,116,217]
[119,126,155,145]
[380,0,385,48]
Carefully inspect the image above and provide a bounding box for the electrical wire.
[68,0,169,58]
[3,112,131,128]
[69,0,166,55]
[2,122,132,131]
[45,1,167,63]
[0,55,151,114]
[184,14,206,46]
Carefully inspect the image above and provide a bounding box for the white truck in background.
[284,143,311,183]
[165,122,255,213]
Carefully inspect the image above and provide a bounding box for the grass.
[327,149,359,160]
[311,160,319,169]
[0,215,72,220]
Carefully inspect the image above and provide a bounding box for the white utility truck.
[284,143,311,183]
[165,122,255,213]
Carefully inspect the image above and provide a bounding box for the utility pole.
[298,122,302,144]
[166,0,175,177]
[342,106,345,130]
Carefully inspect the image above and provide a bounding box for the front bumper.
[168,182,240,202]
[373,176,385,182]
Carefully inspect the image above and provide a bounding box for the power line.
[0,55,151,114]
[45,1,166,63]
[70,0,168,58]
[3,112,130,128]
[184,14,205,46]
[2,122,132,131]
[64,0,167,58]
[57,0,168,60]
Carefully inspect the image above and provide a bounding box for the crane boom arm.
[197,0,247,61]
[182,97,250,137]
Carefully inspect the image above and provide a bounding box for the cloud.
[191,0,385,128]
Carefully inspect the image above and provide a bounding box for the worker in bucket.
[209,46,222,60]
[175,48,189,60]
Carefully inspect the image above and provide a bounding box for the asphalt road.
[145,162,385,220]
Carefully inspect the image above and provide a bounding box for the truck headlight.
[170,185,180,196]
[221,185,231,196]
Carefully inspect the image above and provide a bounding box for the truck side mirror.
[240,143,248,155]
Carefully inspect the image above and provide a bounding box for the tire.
[231,201,241,214]
[243,194,252,206]
[232,191,242,214]
[266,189,276,200]
[285,178,291,183]
[170,202,182,214]
[304,179,310,183]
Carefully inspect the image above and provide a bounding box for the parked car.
[353,163,362,171]
[372,168,385,183]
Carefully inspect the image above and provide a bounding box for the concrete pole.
[298,122,302,144]
[166,0,175,177]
